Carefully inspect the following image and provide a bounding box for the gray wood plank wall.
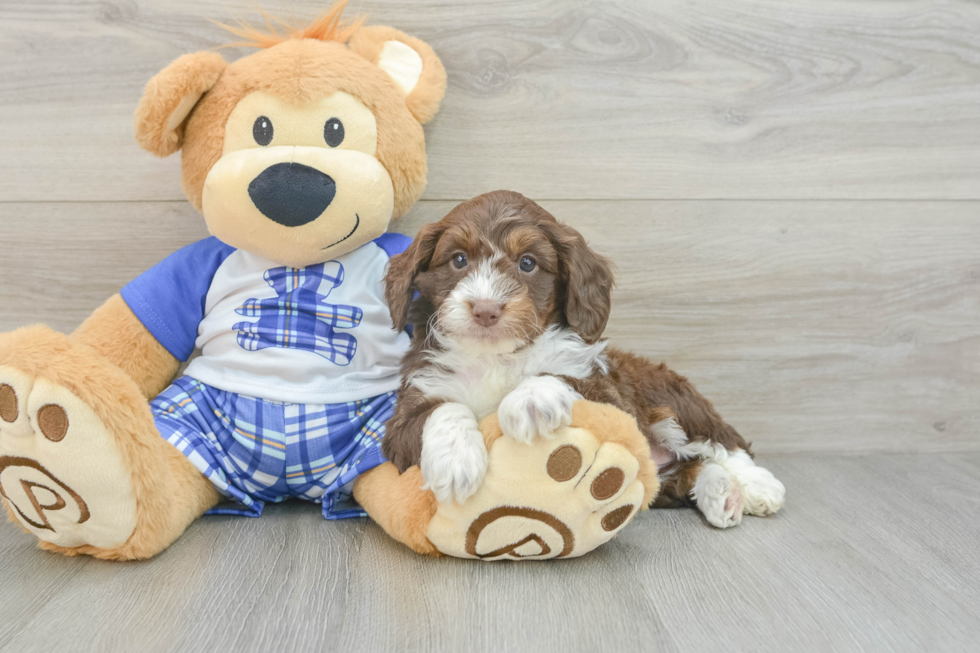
[1,0,977,454]
[4,1,980,201]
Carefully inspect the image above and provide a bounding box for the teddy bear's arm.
[71,237,237,400]
[71,294,181,400]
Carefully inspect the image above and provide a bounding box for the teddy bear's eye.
[253,116,273,146]
[324,118,345,147]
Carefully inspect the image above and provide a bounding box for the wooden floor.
[2,453,979,652]
[1,1,979,651]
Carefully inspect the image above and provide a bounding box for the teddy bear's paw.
[0,365,138,549]
[425,425,646,560]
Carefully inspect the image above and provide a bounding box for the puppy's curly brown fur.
[383,190,752,508]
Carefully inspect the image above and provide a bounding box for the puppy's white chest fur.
[408,327,607,419]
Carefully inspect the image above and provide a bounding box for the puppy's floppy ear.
[348,25,447,124]
[548,223,614,344]
[134,51,226,157]
[384,222,447,331]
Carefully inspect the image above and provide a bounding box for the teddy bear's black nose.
[248,162,336,227]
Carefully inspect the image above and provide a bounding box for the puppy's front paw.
[498,376,580,445]
[420,403,488,504]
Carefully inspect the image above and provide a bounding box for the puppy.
[382,190,784,528]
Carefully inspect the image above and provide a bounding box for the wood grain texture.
[1,452,978,652]
[2,199,976,454]
[1,0,980,201]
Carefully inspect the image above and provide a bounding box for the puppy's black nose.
[248,162,336,227]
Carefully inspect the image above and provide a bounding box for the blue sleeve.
[120,237,236,362]
[373,232,413,258]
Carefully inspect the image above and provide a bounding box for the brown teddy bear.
[0,2,657,560]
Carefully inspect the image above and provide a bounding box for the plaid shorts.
[151,376,395,519]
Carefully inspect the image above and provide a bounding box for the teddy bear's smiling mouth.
[322,214,360,250]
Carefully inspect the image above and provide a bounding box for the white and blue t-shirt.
[121,234,412,404]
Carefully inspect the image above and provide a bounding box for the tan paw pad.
[0,384,18,423]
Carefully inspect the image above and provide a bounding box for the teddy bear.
[0,2,658,561]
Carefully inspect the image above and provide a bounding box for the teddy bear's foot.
[0,326,218,559]
[426,401,659,560]
[0,365,138,549]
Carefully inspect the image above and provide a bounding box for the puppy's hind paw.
[692,462,744,529]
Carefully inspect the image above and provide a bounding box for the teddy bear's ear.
[134,51,227,157]
[348,25,447,125]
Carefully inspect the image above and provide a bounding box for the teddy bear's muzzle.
[247,162,337,227]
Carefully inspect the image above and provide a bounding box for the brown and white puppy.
[382,190,785,528]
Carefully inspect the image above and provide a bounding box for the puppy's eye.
[452,252,468,269]
[519,256,536,273]
[253,116,273,146]
[324,118,345,147]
